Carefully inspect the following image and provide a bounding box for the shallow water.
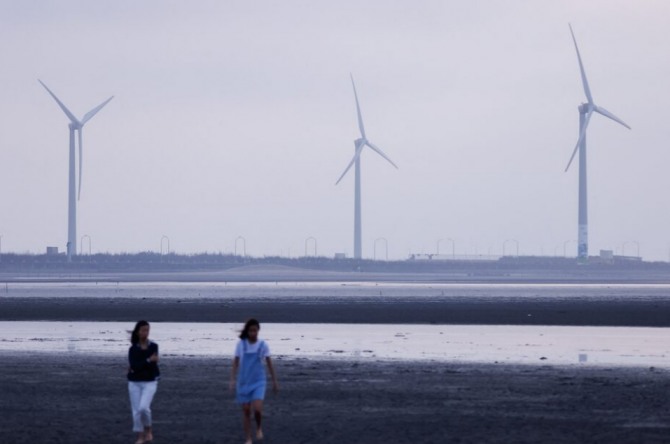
[3,281,670,302]
[0,321,667,368]
[1,282,668,367]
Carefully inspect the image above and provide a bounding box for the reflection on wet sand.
[0,321,667,367]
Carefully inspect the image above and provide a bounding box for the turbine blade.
[335,142,365,185]
[81,96,114,125]
[569,24,593,104]
[350,73,366,139]
[565,109,593,172]
[38,80,80,125]
[366,141,398,169]
[594,105,631,130]
[78,129,83,200]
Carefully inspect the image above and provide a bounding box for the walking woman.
[127,320,160,444]
[230,319,279,444]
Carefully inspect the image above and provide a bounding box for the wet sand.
[2,295,670,326]
[0,353,668,444]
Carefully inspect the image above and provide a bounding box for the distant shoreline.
[1,252,669,284]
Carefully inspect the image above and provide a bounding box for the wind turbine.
[336,74,398,260]
[39,80,114,261]
[564,25,630,261]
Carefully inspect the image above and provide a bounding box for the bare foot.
[256,428,264,440]
[134,435,146,444]
[244,439,252,444]
[145,431,154,442]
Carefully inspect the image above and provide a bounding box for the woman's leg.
[252,399,264,439]
[128,382,145,441]
[242,403,253,443]
[139,382,158,441]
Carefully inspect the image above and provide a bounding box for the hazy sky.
[1,1,669,260]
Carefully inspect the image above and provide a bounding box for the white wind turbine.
[336,74,398,260]
[564,25,631,261]
[39,80,114,261]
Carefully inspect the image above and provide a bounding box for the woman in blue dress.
[230,319,279,444]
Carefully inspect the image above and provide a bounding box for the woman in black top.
[127,320,160,444]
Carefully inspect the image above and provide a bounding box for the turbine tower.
[564,25,630,261]
[39,80,114,261]
[336,74,398,260]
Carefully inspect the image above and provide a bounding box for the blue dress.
[236,339,267,404]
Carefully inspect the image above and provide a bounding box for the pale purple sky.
[1,1,669,260]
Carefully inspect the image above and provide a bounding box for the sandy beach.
[1,282,668,443]
[2,295,669,326]
[0,353,668,444]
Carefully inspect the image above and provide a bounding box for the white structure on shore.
[39,80,113,261]
[336,74,398,260]
[564,25,630,261]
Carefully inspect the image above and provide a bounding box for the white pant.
[128,381,158,432]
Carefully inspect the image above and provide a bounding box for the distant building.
[599,249,614,263]
[334,253,347,260]
[46,247,59,256]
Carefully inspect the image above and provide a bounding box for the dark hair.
[239,318,260,340]
[131,320,150,345]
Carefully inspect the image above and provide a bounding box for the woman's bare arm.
[266,357,279,394]
[229,357,240,391]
